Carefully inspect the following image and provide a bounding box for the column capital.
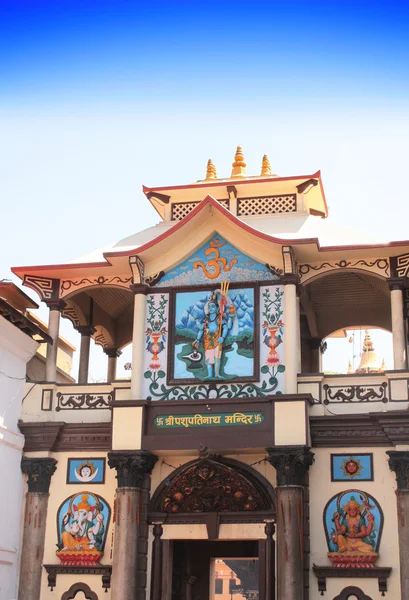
[108,450,158,488]
[387,450,409,490]
[280,274,299,286]
[45,300,66,311]
[266,446,314,486]
[21,456,57,493]
[309,336,322,350]
[129,283,150,295]
[387,277,406,291]
[76,324,97,336]
[104,347,122,358]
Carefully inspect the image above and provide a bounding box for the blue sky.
[0,0,406,379]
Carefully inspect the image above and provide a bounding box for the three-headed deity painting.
[172,285,255,381]
[324,489,383,568]
[56,492,110,565]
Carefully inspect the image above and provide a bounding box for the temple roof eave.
[11,195,409,284]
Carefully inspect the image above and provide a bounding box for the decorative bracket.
[312,565,392,596]
[44,564,112,593]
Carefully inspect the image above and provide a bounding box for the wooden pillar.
[45,302,65,381]
[309,337,322,372]
[387,451,409,598]
[104,348,121,382]
[150,523,164,600]
[265,520,276,600]
[108,451,158,600]
[18,457,57,600]
[266,447,314,600]
[388,278,407,370]
[77,325,96,384]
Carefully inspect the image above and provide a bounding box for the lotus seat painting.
[11,147,409,599]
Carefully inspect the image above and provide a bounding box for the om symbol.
[193,238,238,279]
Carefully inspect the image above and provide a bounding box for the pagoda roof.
[143,170,329,219]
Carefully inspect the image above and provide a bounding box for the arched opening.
[148,455,275,600]
[60,285,134,383]
[322,326,393,374]
[300,270,391,373]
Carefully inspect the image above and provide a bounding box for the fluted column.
[18,457,57,600]
[266,447,314,600]
[130,285,149,399]
[387,451,409,598]
[108,451,158,600]
[45,302,65,381]
[77,325,96,384]
[388,278,407,370]
[283,278,298,393]
[104,348,121,382]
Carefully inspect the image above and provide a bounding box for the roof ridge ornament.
[261,154,272,176]
[231,145,247,178]
[205,159,217,180]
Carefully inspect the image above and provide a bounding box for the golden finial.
[231,145,247,178]
[261,154,272,176]
[205,159,217,180]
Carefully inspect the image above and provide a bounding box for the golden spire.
[362,330,375,353]
[205,159,217,180]
[355,330,384,373]
[231,145,247,178]
[261,154,272,176]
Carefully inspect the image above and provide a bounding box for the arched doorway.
[148,454,276,600]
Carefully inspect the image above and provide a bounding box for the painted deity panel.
[323,489,383,568]
[142,285,286,400]
[331,454,373,482]
[67,458,106,484]
[157,234,275,287]
[171,286,256,382]
[56,492,110,565]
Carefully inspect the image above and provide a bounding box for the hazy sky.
[1,0,406,380]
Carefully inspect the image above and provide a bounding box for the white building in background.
[0,283,51,600]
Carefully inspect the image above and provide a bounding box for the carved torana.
[21,457,58,494]
[266,446,314,486]
[159,458,270,513]
[108,451,158,489]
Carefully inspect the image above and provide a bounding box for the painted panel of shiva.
[170,285,258,383]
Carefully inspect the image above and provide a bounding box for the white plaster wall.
[37,451,115,600]
[0,317,38,600]
[309,447,400,599]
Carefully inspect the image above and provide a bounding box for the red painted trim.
[142,171,322,194]
[103,195,317,258]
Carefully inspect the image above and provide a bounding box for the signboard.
[153,411,264,429]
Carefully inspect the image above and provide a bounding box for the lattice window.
[237,195,296,216]
[171,199,229,221]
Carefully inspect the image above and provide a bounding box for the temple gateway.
[10,148,409,600]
